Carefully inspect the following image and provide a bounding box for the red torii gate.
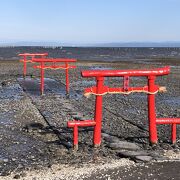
[19,53,48,78]
[68,66,180,150]
[33,58,76,95]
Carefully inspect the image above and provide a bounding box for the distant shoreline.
[1,41,180,48]
[1,45,180,48]
[0,46,180,62]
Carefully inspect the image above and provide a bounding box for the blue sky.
[0,0,180,43]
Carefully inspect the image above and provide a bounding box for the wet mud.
[0,58,179,179]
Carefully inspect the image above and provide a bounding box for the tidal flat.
[0,48,180,179]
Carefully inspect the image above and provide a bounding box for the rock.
[62,141,73,149]
[103,135,121,143]
[72,115,84,120]
[69,112,78,115]
[20,172,26,178]
[0,159,4,164]
[102,133,110,138]
[1,81,10,86]
[154,156,169,161]
[107,141,141,151]
[0,171,11,176]
[11,158,16,161]
[0,158,9,164]
[23,122,44,132]
[13,174,21,179]
[118,150,149,158]
[149,151,161,158]
[135,155,153,162]
[61,109,71,112]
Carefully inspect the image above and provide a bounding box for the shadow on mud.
[17,77,83,99]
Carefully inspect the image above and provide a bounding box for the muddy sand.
[0,58,180,179]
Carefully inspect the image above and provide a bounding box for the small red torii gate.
[68,66,180,150]
[19,53,48,78]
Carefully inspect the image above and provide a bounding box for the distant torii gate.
[19,53,48,78]
[19,53,76,95]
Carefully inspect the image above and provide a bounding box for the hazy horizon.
[1,40,180,47]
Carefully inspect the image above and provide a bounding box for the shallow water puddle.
[0,113,14,126]
[18,77,68,95]
[18,77,82,99]
[0,84,24,100]
[74,80,96,87]
[89,66,114,70]
[161,97,180,107]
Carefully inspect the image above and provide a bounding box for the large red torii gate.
[68,66,180,150]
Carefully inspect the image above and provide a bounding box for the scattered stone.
[23,122,44,132]
[0,158,9,163]
[102,133,111,138]
[61,141,73,149]
[0,171,11,176]
[68,112,78,116]
[161,143,172,150]
[154,156,169,161]
[103,135,121,143]
[149,151,162,158]
[118,150,149,158]
[107,141,141,151]
[134,155,153,162]
[72,115,84,120]
[61,109,71,113]
[1,80,10,86]
[12,158,16,161]
[13,174,21,179]
[42,111,52,118]
[20,172,26,178]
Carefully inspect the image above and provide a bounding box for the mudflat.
[0,58,180,179]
